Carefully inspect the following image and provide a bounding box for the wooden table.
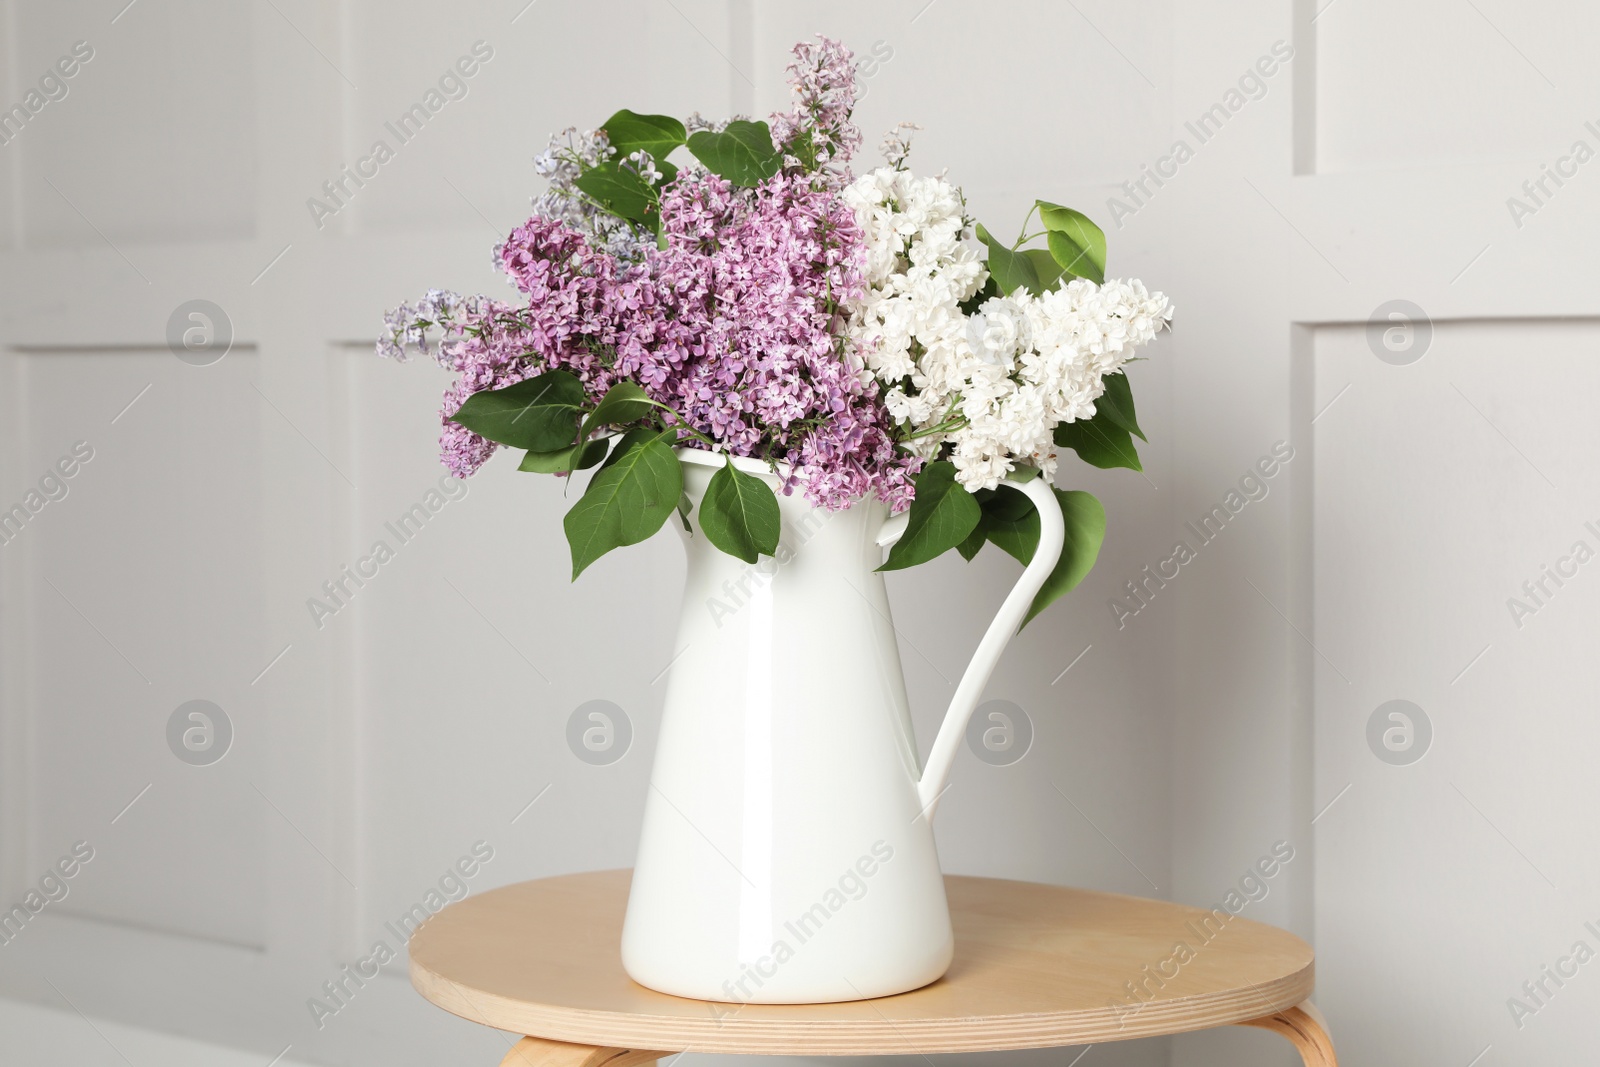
[410,870,1335,1067]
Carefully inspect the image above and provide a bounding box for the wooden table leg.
[1236,1000,1337,1066]
[499,1036,671,1067]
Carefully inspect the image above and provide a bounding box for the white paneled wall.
[1,2,1597,1067]
[1311,319,1600,1064]
[16,2,259,245]
[1314,0,1597,172]
[22,348,270,949]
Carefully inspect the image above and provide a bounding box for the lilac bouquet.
[379,37,1170,623]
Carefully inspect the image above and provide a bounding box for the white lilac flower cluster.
[843,166,1173,491]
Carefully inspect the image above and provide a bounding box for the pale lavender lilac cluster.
[526,127,651,264]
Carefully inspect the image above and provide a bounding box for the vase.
[620,448,1064,1004]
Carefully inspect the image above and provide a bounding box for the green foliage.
[879,461,982,571]
[1022,489,1106,627]
[581,381,656,438]
[976,201,1108,298]
[686,120,782,187]
[576,111,687,230]
[956,523,987,561]
[1037,201,1107,284]
[952,482,1040,564]
[945,481,1105,626]
[1021,248,1067,292]
[975,223,1041,297]
[1091,370,1145,441]
[1053,418,1143,471]
[518,438,609,473]
[698,457,782,563]
[1053,374,1145,471]
[975,224,1079,297]
[448,370,585,452]
[563,429,683,578]
[980,484,1041,566]
[599,109,686,161]
[574,163,658,226]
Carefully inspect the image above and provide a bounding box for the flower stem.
[1014,204,1038,248]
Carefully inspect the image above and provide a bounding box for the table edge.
[410,956,1314,1053]
[409,871,1317,1054]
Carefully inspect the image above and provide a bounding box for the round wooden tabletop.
[409,870,1314,1055]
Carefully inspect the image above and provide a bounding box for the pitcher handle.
[877,476,1065,819]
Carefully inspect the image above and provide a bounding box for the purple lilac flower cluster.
[382,36,918,511]
[770,34,861,190]
[629,169,912,510]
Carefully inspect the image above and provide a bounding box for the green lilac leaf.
[1094,371,1145,441]
[573,163,656,223]
[879,460,982,571]
[581,381,656,438]
[598,425,660,471]
[599,109,686,161]
[685,121,782,187]
[956,524,987,561]
[1020,248,1067,292]
[563,430,683,579]
[975,222,1038,297]
[518,438,609,474]
[698,458,782,564]
[981,484,1041,566]
[1054,416,1143,471]
[449,370,585,452]
[1037,201,1107,284]
[1022,489,1107,627]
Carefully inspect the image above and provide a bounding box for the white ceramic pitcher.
[620,448,1064,1004]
